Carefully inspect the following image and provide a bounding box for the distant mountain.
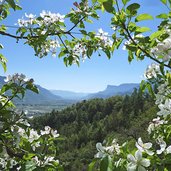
[86,83,139,99]
[50,90,89,100]
[15,85,63,105]
[0,76,68,105]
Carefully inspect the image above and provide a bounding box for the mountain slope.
[15,85,63,105]
[86,83,139,99]
[0,76,63,105]
[50,90,89,100]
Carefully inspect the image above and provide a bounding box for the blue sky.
[0,0,166,92]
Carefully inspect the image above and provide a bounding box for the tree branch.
[115,0,171,69]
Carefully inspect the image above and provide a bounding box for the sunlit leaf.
[135,14,153,22]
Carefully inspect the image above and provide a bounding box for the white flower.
[51,129,59,138]
[28,129,40,143]
[39,10,65,26]
[16,118,30,126]
[147,117,166,134]
[144,63,160,79]
[123,34,144,50]
[4,75,12,82]
[155,82,170,105]
[157,137,167,154]
[127,150,150,171]
[72,43,87,63]
[95,143,106,158]
[136,137,154,156]
[32,156,42,166]
[95,28,113,47]
[40,126,51,135]
[44,156,55,165]
[9,159,17,168]
[156,137,171,155]
[0,158,7,168]
[157,99,171,117]
[151,35,171,62]
[32,141,40,151]
[25,13,36,19]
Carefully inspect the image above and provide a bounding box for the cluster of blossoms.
[70,1,92,15]
[72,43,87,63]
[157,98,171,117]
[155,82,170,105]
[18,11,65,28]
[144,63,160,79]
[95,139,121,158]
[0,156,18,170]
[147,117,167,134]
[151,32,171,62]
[95,28,113,48]
[123,34,144,50]
[39,10,65,26]
[32,156,59,167]
[153,81,171,118]
[4,73,33,84]
[39,39,60,57]
[18,13,36,27]
[127,150,150,171]
[124,138,152,170]
[156,137,171,154]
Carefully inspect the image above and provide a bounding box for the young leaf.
[135,14,153,22]
[160,0,167,4]
[122,0,130,5]
[136,27,150,33]
[126,3,140,15]
[156,13,168,19]
[103,0,114,13]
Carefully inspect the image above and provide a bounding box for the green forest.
[31,89,157,171]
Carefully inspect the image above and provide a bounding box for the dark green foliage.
[31,89,157,171]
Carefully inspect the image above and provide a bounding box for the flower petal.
[146,150,154,156]
[127,154,136,163]
[127,163,137,171]
[138,165,146,171]
[144,143,152,149]
[141,158,150,167]
[166,145,171,154]
[135,150,142,161]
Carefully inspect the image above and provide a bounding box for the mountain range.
[85,83,140,99]
[0,76,140,105]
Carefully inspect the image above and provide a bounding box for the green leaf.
[104,49,111,59]
[26,84,39,94]
[126,3,140,15]
[25,160,36,171]
[128,51,134,63]
[92,0,97,4]
[98,0,108,2]
[156,13,168,19]
[103,0,114,13]
[122,0,130,5]
[87,48,93,57]
[6,0,16,10]
[0,54,7,72]
[150,30,164,40]
[15,4,22,10]
[160,0,167,4]
[100,156,112,171]
[88,159,98,171]
[135,14,153,22]
[136,27,150,33]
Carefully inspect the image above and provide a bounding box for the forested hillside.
[31,89,157,171]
